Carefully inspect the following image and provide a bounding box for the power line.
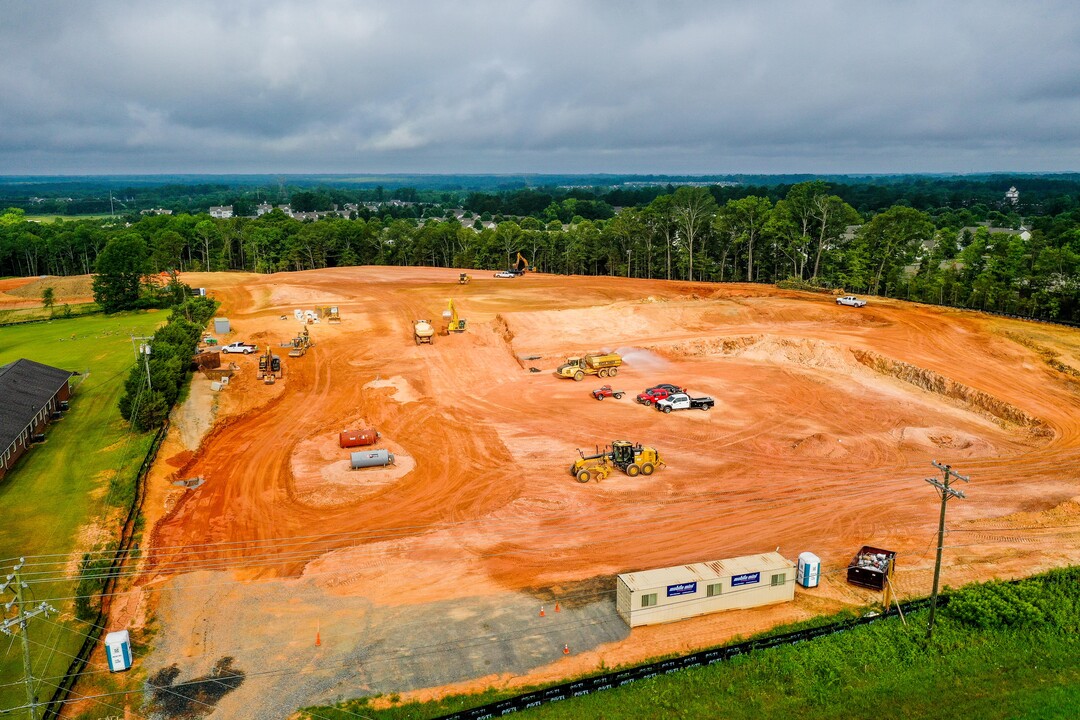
[7,570,837,718]
[19,512,1077,610]
[10,478,921,579]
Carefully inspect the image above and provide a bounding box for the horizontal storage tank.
[213,317,230,334]
[339,429,380,448]
[105,630,132,672]
[351,449,394,469]
[797,552,821,588]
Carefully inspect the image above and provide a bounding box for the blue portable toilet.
[797,552,821,588]
[104,630,132,672]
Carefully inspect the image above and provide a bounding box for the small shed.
[616,551,795,627]
[213,317,230,334]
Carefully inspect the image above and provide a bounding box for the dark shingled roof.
[0,358,73,452]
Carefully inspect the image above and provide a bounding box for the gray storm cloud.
[1,0,1079,173]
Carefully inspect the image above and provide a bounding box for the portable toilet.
[104,630,132,672]
[797,552,821,588]
[213,317,230,334]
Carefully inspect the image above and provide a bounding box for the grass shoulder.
[302,568,1080,720]
[0,310,165,711]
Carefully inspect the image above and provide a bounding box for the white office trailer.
[616,552,795,627]
[797,552,821,588]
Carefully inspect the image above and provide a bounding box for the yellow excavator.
[512,252,533,275]
[442,298,467,333]
[459,273,471,284]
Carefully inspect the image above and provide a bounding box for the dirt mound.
[893,427,996,458]
[290,432,415,508]
[5,274,94,301]
[657,335,763,358]
[789,432,850,458]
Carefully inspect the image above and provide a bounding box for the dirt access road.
[137,267,1080,716]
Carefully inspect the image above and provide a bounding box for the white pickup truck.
[655,392,714,413]
[836,295,867,307]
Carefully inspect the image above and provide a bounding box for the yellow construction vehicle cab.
[442,299,467,333]
[459,273,471,284]
[610,440,662,477]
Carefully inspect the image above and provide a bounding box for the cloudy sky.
[2,1,1079,175]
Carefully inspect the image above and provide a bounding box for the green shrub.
[944,568,1080,630]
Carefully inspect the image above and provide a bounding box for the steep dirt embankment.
[849,349,1052,436]
[653,334,1051,437]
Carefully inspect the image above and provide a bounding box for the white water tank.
[351,449,394,469]
[797,552,821,588]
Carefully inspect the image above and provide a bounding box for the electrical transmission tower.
[923,460,969,640]
[1,559,57,720]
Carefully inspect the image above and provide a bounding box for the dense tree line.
[118,295,218,431]
[2,178,1080,321]
[5,173,1080,219]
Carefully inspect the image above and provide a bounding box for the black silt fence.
[434,597,937,720]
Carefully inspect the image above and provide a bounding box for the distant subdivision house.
[209,205,234,219]
[0,359,74,481]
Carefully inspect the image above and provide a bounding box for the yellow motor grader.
[569,440,663,483]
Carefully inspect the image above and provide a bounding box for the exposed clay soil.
[0,274,95,307]
[125,268,1080,716]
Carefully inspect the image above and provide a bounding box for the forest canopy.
[2,175,1079,321]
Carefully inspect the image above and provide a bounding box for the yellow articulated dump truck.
[556,352,622,381]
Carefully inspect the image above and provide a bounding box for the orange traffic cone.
[555,602,561,613]
[539,605,546,617]
[563,643,570,655]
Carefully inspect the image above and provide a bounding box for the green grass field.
[23,214,115,223]
[0,311,165,716]
[306,570,1080,720]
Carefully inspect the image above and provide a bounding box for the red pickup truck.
[636,384,685,406]
[591,385,625,400]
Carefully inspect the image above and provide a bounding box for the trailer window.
[641,593,657,608]
[771,573,785,586]
[707,583,722,597]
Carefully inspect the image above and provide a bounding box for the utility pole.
[924,460,969,639]
[2,560,57,720]
[130,336,154,391]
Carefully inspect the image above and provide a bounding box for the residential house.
[0,359,74,481]
[209,205,234,219]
